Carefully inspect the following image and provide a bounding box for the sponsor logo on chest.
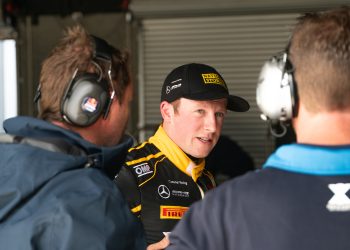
[133,163,153,177]
[157,183,190,199]
[160,205,189,219]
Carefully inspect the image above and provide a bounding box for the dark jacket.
[0,116,146,250]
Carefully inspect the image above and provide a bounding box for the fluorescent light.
[0,39,17,132]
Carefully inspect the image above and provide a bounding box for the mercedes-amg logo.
[158,185,171,199]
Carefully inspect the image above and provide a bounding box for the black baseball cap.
[161,63,250,112]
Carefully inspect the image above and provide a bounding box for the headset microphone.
[269,120,288,138]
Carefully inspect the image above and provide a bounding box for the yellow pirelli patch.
[160,206,189,219]
[201,73,226,87]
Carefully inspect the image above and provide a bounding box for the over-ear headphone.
[256,51,298,122]
[256,48,299,137]
[61,35,115,127]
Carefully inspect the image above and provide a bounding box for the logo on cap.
[166,79,182,94]
[201,73,226,89]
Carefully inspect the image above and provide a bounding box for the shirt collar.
[264,143,350,175]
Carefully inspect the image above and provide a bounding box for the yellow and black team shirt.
[114,125,216,245]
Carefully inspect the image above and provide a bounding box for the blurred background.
[0,0,348,169]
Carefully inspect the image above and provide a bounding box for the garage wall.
[13,1,350,167]
[136,13,298,167]
[130,0,349,17]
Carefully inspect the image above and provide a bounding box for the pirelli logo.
[201,73,226,88]
[160,206,189,219]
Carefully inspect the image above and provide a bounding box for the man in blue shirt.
[167,6,350,250]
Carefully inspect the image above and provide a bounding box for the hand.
[146,236,170,250]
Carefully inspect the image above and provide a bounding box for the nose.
[204,114,217,132]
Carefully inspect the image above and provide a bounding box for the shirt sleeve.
[114,164,142,216]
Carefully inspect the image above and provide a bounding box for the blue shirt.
[167,143,350,250]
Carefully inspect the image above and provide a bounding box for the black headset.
[60,35,115,127]
[256,48,299,137]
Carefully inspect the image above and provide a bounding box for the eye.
[196,109,205,115]
[215,112,225,118]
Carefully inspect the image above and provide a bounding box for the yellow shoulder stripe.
[128,141,148,152]
[126,152,164,166]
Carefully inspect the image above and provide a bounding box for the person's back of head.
[35,25,133,146]
[257,6,350,143]
[288,7,350,144]
[290,6,350,113]
[37,25,131,125]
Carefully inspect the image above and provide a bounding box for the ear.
[160,101,174,122]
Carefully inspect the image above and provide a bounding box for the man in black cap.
[114,63,249,249]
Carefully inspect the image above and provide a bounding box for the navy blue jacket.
[0,116,146,250]
[167,144,350,250]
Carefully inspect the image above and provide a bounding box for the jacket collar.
[4,116,133,178]
[149,125,205,182]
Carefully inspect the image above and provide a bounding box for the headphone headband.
[91,35,113,62]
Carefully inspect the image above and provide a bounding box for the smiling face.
[161,97,227,158]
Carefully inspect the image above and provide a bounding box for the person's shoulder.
[118,139,166,184]
[56,167,117,193]
[126,140,155,156]
[124,139,164,165]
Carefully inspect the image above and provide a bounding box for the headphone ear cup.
[61,74,109,126]
[256,53,296,121]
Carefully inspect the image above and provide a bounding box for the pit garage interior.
[0,0,348,169]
